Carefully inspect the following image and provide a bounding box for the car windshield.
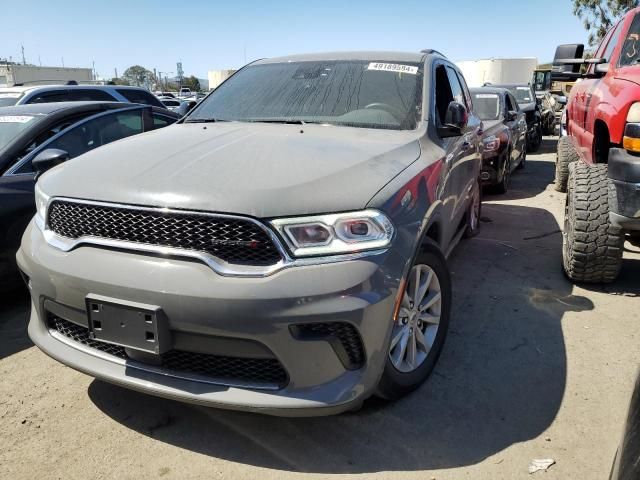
[472,93,501,120]
[0,92,23,107]
[0,114,40,150]
[188,60,423,130]
[509,87,533,104]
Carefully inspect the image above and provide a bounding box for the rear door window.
[116,89,164,107]
[28,90,70,104]
[152,113,176,130]
[68,89,117,101]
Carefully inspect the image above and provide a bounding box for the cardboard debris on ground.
[528,458,555,474]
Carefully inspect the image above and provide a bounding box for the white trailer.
[0,65,93,87]
[456,58,539,87]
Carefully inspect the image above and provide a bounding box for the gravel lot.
[1,137,639,479]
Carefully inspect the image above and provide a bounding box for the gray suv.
[17,50,482,416]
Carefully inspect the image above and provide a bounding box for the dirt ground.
[1,137,639,479]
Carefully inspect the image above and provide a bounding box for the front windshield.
[509,86,534,104]
[188,60,423,130]
[0,92,22,107]
[472,93,501,120]
[0,115,39,150]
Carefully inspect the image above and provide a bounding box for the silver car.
[17,50,482,416]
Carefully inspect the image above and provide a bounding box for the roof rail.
[421,49,447,58]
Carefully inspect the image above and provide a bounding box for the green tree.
[573,0,640,45]
[183,75,201,92]
[121,65,154,87]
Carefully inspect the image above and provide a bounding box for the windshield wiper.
[245,119,307,125]
[184,118,223,123]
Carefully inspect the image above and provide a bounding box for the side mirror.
[32,148,70,180]
[508,111,518,121]
[595,63,610,75]
[551,43,585,81]
[556,95,568,106]
[439,101,468,137]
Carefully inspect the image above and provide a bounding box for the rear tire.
[517,143,527,170]
[495,155,511,194]
[562,162,624,283]
[555,136,579,192]
[376,240,451,401]
[528,122,542,153]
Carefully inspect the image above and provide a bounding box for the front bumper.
[17,220,407,416]
[608,148,640,231]
[481,151,504,185]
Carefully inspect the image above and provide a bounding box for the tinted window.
[68,89,116,101]
[509,87,534,104]
[445,66,466,107]
[435,65,454,125]
[505,94,514,112]
[508,94,519,111]
[471,93,500,120]
[15,110,143,173]
[28,91,69,103]
[189,60,423,130]
[0,114,40,151]
[603,20,624,62]
[0,92,22,107]
[116,89,164,107]
[620,14,640,66]
[152,113,175,130]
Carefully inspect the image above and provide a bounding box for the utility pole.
[61,57,65,67]
[38,55,41,66]
[21,45,26,65]
[92,61,96,80]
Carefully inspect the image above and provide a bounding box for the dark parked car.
[610,369,640,480]
[471,87,527,193]
[0,101,179,288]
[493,83,543,152]
[18,50,483,415]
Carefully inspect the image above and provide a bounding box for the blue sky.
[3,0,590,79]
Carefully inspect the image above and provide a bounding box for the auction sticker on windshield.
[0,116,34,123]
[476,94,499,98]
[368,63,418,74]
[0,93,21,98]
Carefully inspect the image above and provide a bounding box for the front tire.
[376,240,452,401]
[562,162,624,283]
[496,155,511,194]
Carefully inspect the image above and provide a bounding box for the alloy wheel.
[389,264,442,373]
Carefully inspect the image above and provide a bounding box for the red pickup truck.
[553,7,640,283]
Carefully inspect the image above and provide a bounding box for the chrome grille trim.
[39,197,389,277]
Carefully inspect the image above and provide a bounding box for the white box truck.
[456,58,539,88]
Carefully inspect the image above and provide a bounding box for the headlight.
[34,184,50,227]
[624,102,640,153]
[483,135,500,152]
[271,210,394,257]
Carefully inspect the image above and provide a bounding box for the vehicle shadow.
[88,201,588,473]
[579,243,640,298]
[0,287,33,360]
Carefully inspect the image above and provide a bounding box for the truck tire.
[555,136,579,192]
[562,162,624,283]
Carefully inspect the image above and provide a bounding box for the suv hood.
[40,122,422,217]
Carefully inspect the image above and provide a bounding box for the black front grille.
[47,200,282,266]
[49,316,288,387]
[291,322,365,370]
[51,316,127,358]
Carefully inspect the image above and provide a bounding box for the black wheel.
[543,116,555,135]
[562,162,625,283]
[528,123,542,153]
[376,239,451,401]
[463,178,482,238]
[517,141,527,170]
[555,136,579,192]
[495,154,511,194]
